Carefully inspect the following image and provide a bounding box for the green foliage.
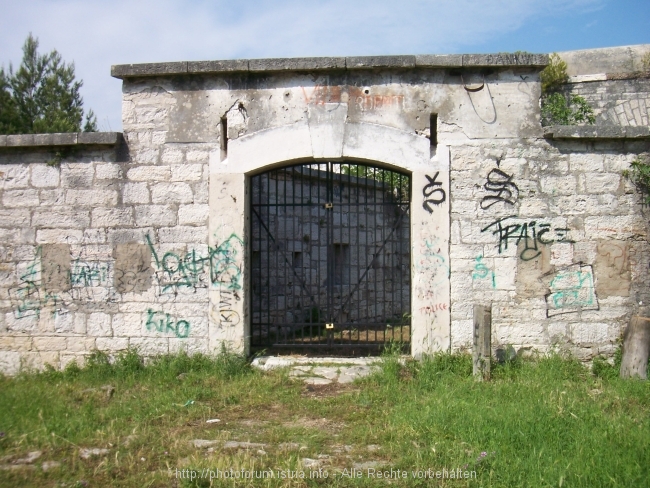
[0,34,97,135]
[540,52,569,93]
[418,351,472,377]
[541,92,596,126]
[623,156,650,204]
[0,69,20,134]
[592,338,650,379]
[340,163,410,200]
[539,52,595,127]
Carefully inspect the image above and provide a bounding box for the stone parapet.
[111,53,548,78]
[544,125,650,139]
[0,132,123,148]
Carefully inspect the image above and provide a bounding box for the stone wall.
[558,45,650,127]
[449,134,650,359]
[560,75,650,127]
[1,50,649,373]
[0,134,212,374]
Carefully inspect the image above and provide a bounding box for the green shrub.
[540,52,595,127]
[541,92,596,126]
[623,156,650,204]
[540,53,569,93]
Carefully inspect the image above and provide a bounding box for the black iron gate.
[250,162,411,355]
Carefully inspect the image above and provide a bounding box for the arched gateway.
[250,161,411,355]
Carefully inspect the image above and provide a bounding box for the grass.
[0,349,648,487]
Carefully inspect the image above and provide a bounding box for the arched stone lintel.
[210,120,434,175]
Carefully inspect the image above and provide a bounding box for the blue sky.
[1,0,648,132]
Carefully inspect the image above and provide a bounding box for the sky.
[1,0,649,132]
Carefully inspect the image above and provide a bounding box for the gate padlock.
[325,323,334,330]
[324,203,333,209]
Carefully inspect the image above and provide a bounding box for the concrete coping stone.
[1,132,122,148]
[567,71,650,83]
[544,125,650,140]
[111,52,549,78]
[251,356,385,371]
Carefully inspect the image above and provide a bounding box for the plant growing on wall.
[540,53,569,93]
[623,155,650,204]
[541,93,596,126]
[0,34,97,135]
[540,53,595,127]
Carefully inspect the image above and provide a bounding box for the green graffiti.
[9,247,62,319]
[550,269,595,309]
[146,309,191,338]
[70,259,109,287]
[146,233,243,294]
[472,255,496,289]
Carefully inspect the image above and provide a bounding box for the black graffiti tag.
[481,216,575,261]
[480,168,519,209]
[422,172,446,213]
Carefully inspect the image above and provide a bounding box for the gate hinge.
[325,323,334,330]
[324,202,333,209]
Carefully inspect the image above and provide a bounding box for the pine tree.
[0,68,20,134]
[0,34,97,135]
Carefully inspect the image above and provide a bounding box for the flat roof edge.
[111,53,549,79]
[544,125,650,140]
[0,132,123,149]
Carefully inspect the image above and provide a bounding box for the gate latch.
[324,202,333,209]
[325,323,334,330]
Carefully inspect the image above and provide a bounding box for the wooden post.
[620,314,650,380]
[473,304,491,381]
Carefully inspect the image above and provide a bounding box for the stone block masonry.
[0,136,211,374]
[1,47,649,373]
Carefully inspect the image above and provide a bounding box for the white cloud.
[0,0,604,131]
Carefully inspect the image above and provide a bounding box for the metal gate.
[250,162,411,355]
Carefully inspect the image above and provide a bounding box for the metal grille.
[250,162,411,355]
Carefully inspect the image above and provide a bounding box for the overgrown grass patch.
[0,350,648,487]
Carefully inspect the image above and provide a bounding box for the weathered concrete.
[558,45,650,77]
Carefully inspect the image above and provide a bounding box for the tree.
[0,34,97,135]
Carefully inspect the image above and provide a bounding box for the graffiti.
[472,255,496,288]
[422,172,446,213]
[70,259,109,287]
[114,243,152,294]
[480,167,519,209]
[145,309,190,338]
[544,263,598,317]
[147,235,209,293]
[8,247,64,319]
[417,238,449,287]
[210,234,244,292]
[481,216,574,261]
[420,303,448,315]
[8,244,120,318]
[212,290,241,328]
[146,233,243,295]
[69,258,114,303]
[301,84,404,111]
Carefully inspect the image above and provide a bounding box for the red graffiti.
[419,303,448,315]
[301,85,404,110]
